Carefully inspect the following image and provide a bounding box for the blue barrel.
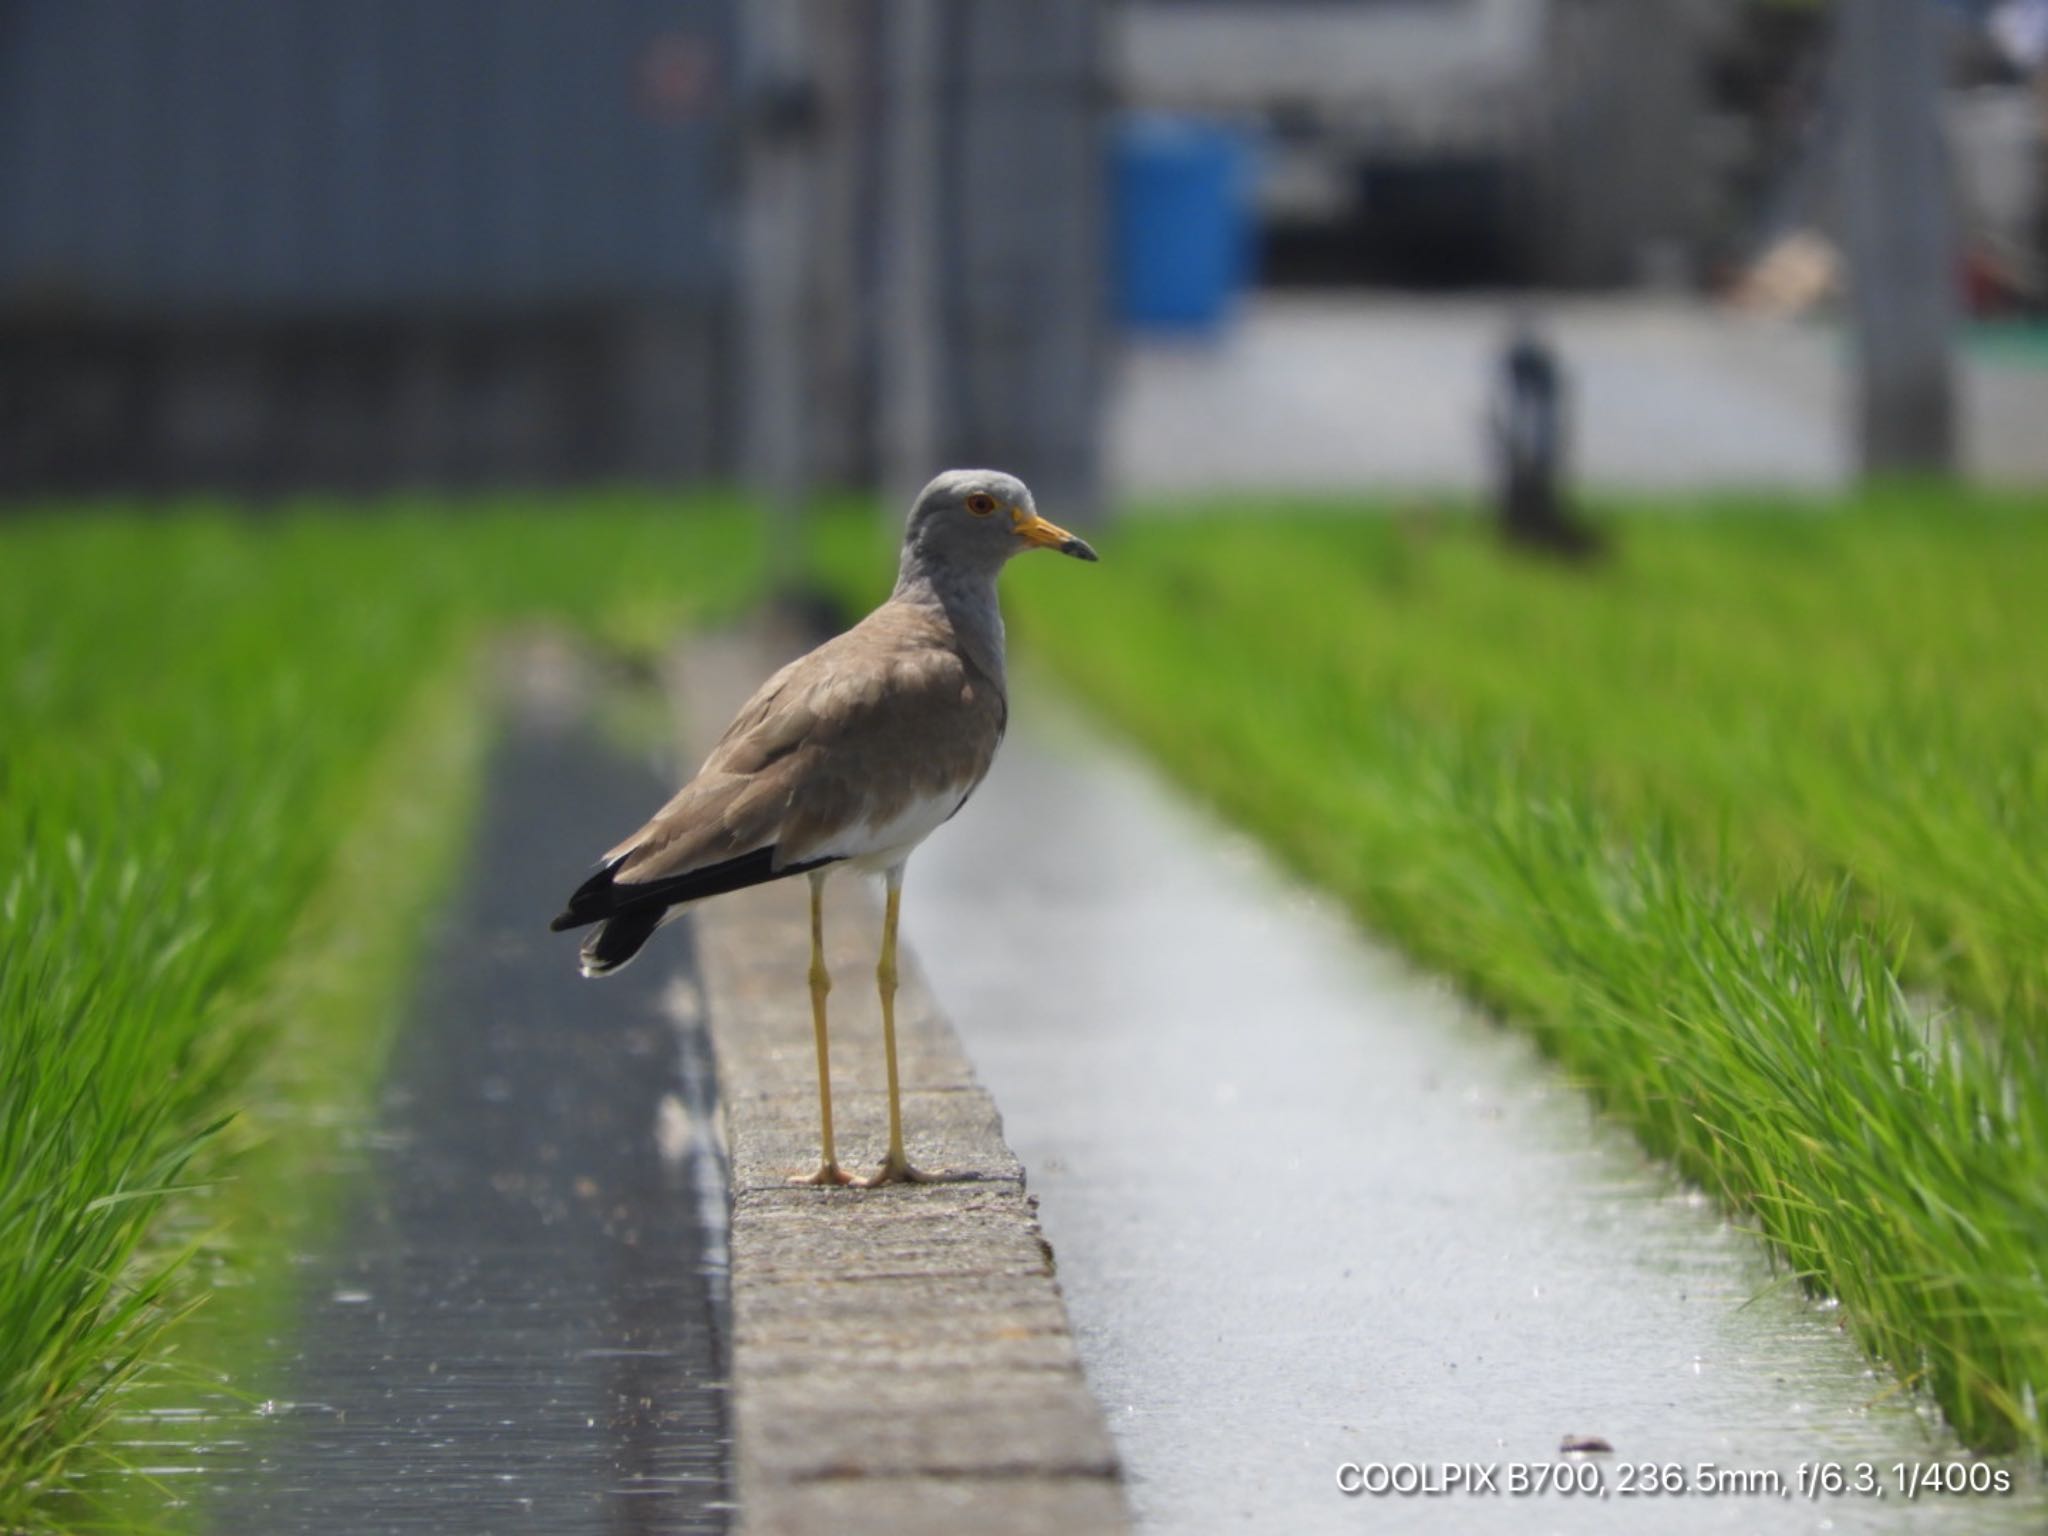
[1113,115,1253,333]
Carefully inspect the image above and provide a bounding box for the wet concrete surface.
[670,632,1130,1536]
[902,680,2046,1535]
[201,691,730,1534]
[1112,296,2048,498]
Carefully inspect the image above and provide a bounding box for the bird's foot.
[853,1156,976,1188]
[788,1161,856,1187]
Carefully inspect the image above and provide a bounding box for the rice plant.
[0,497,761,1527]
[985,491,2048,1453]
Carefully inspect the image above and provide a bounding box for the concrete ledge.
[673,633,1129,1536]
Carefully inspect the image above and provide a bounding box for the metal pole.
[739,0,815,594]
[1839,0,1958,477]
[879,0,941,522]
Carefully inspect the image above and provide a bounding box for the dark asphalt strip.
[213,692,729,1535]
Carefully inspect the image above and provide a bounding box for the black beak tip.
[1062,537,1100,563]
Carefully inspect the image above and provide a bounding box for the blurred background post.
[738,0,816,597]
[1840,0,1960,476]
[870,0,1107,519]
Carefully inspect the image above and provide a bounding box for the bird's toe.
[788,1162,856,1187]
[854,1158,982,1188]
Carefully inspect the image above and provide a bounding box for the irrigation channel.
[127,671,731,1534]
[901,675,2046,1536]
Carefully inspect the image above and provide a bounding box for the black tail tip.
[576,905,666,978]
[552,856,626,933]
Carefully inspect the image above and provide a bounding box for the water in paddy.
[902,678,2045,1536]
[99,676,731,1535]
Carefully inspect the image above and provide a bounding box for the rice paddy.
[7,486,2045,1529]
[0,496,760,1528]
[975,491,2048,1454]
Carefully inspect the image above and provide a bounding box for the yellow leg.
[856,865,947,1186]
[790,871,852,1186]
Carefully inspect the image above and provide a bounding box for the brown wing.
[606,604,1006,884]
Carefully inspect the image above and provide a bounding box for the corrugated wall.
[0,0,733,310]
[0,0,738,495]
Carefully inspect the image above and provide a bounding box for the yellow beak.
[1011,507,1099,562]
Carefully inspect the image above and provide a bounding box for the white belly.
[817,786,970,873]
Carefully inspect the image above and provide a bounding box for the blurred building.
[0,0,1107,508]
[0,0,739,496]
[7,1,2035,503]
[796,0,1106,513]
[1115,0,1717,288]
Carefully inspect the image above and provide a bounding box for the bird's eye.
[966,493,997,517]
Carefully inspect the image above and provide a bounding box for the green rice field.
[0,497,759,1528]
[976,491,2048,1455]
[6,487,2046,1529]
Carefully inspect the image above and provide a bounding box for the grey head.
[895,469,1098,593]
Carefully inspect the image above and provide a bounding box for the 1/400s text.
[1336,1461,2015,1500]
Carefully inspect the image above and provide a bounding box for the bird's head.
[901,469,1098,577]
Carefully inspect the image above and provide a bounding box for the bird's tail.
[578,905,667,978]
[555,845,842,979]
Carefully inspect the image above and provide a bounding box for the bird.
[551,469,1097,1187]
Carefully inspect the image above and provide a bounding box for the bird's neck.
[891,557,1007,690]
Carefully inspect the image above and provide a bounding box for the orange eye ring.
[966,492,997,517]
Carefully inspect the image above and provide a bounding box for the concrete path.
[672,636,1129,1536]
[1111,296,2048,498]
[900,678,2047,1535]
[209,651,729,1534]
